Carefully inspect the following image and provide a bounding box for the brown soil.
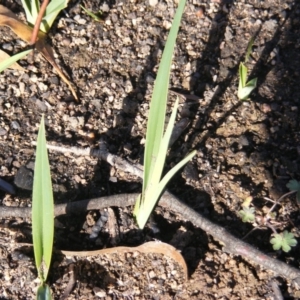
[0,0,300,299]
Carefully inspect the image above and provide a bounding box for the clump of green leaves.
[239,196,256,223]
[21,0,68,33]
[32,115,54,299]
[238,194,297,253]
[238,37,257,100]
[133,0,196,229]
[270,231,297,253]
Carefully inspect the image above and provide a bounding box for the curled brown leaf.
[61,241,188,280]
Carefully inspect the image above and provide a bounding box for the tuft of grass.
[32,115,54,299]
[133,0,196,229]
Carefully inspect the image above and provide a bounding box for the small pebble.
[14,166,33,190]
[0,128,7,135]
[196,7,205,18]
[10,121,20,130]
[2,43,13,51]
[62,38,71,46]
[109,177,117,182]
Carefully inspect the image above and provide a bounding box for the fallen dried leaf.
[61,241,188,280]
[0,5,78,100]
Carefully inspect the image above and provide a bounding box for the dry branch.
[2,141,300,286]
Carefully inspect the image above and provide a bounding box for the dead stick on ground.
[2,192,300,286]
[4,141,300,287]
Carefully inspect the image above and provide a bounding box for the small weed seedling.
[239,180,299,252]
[239,196,256,223]
[238,37,258,100]
[32,115,54,299]
[80,5,105,23]
[133,0,196,229]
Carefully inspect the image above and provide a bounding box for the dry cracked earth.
[0,0,300,299]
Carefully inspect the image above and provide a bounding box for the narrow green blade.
[41,0,68,32]
[135,99,179,225]
[36,284,52,300]
[149,98,179,187]
[136,150,197,229]
[21,0,68,32]
[245,77,257,88]
[239,62,247,88]
[32,115,54,282]
[20,0,40,25]
[245,37,254,63]
[143,0,186,194]
[0,49,32,73]
[80,5,102,21]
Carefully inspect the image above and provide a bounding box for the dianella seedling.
[238,37,258,100]
[32,115,54,299]
[133,0,197,229]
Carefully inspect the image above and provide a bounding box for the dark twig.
[3,141,299,286]
[60,264,76,300]
[270,280,284,300]
[266,190,297,218]
[31,139,144,178]
[1,193,300,286]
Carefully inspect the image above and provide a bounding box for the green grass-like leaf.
[238,62,257,100]
[0,49,32,73]
[142,0,186,193]
[80,5,103,22]
[134,0,196,229]
[134,98,196,228]
[42,0,68,32]
[20,0,40,26]
[32,115,54,282]
[245,37,254,63]
[36,283,52,300]
[238,37,258,100]
[20,0,68,32]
